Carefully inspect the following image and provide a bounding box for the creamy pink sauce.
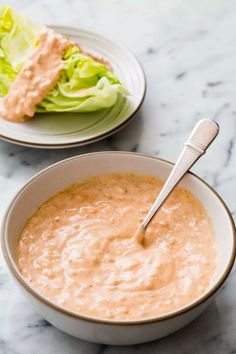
[0,28,70,122]
[16,173,216,320]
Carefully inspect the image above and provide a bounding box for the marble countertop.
[1,0,236,353]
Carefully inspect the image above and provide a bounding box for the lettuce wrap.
[0,5,127,115]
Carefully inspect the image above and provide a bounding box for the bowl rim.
[1,151,236,325]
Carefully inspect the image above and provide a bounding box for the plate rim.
[0,26,146,149]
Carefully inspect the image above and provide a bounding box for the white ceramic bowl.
[1,152,236,345]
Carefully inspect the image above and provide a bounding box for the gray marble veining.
[0,0,236,353]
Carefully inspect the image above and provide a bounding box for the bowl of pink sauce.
[1,152,236,345]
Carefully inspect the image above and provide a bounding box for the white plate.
[0,26,146,148]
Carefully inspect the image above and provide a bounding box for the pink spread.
[0,28,70,122]
[16,173,216,320]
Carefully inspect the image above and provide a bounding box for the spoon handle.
[142,119,219,230]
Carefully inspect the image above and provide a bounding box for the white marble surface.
[0,0,236,353]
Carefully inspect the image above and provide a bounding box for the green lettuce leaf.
[0,5,41,95]
[0,5,127,113]
[37,47,127,112]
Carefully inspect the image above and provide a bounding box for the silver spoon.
[135,119,219,244]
